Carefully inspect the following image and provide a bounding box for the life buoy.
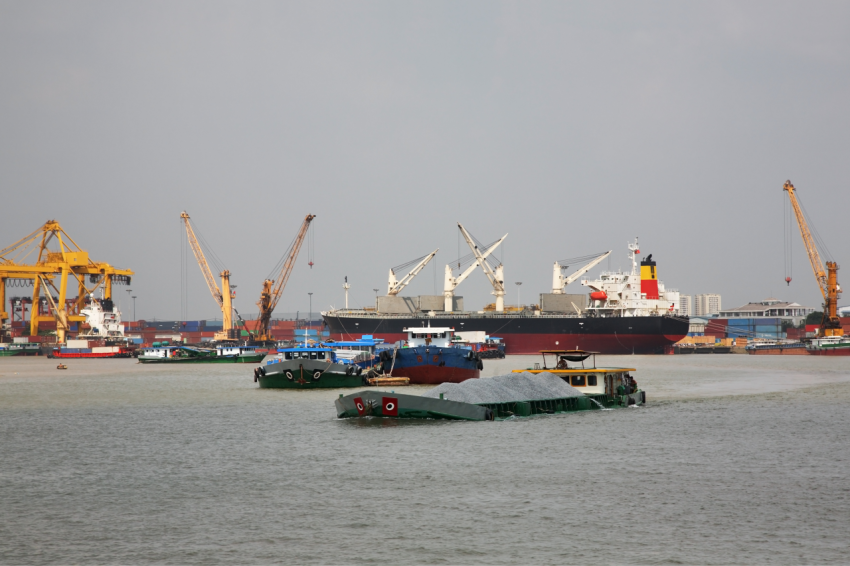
[312,370,322,381]
[285,370,294,381]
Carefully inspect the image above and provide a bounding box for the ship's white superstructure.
[581,239,680,317]
[78,296,125,338]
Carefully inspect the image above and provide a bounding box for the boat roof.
[539,349,599,354]
[277,346,333,352]
[403,327,454,333]
[326,339,382,347]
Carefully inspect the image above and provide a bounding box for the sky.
[2,1,849,321]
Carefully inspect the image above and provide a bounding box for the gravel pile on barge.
[421,371,584,404]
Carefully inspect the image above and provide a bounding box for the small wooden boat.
[56,364,68,370]
[367,376,410,386]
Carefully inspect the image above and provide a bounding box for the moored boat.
[745,340,810,355]
[379,326,481,384]
[806,336,850,356]
[255,345,366,388]
[0,343,42,356]
[138,344,265,363]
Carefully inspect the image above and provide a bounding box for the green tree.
[805,311,823,325]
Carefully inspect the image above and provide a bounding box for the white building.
[718,298,815,325]
[695,294,721,316]
[678,294,692,317]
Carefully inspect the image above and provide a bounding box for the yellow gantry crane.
[0,220,134,342]
[783,181,843,337]
[254,214,315,342]
[180,211,235,340]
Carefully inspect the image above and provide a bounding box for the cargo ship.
[323,239,688,355]
[48,296,136,359]
[0,343,41,356]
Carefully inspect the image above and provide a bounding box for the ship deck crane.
[783,181,843,337]
[552,251,612,293]
[0,220,133,342]
[180,212,234,340]
[444,224,507,312]
[255,214,315,342]
[387,249,439,296]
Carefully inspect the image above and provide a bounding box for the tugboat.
[335,350,644,421]
[255,344,365,388]
[138,344,265,363]
[806,335,850,356]
[378,326,481,384]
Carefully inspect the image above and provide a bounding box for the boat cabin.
[324,335,384,364]
[216,345,259,357]
[139,346,184,359]
[514,350,638,396]
[275,346,336,363]
[403,327,457,348]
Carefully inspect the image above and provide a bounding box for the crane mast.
[255,214,316,342]
[783,181,843,337]
[180,212,233,335]
[443,229,506,312]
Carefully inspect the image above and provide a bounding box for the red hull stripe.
[393,365,480,384]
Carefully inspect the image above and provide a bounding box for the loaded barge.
[335,350,644,421]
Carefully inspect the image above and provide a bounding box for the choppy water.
[1,355,849,565]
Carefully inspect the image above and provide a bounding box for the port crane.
[551,251,612,294]
[180,211,235,340]
[783,180,843,337]
[0,220,134,342]
[387,249,439,296]
[254,214,316,342]
[444,224,507,312]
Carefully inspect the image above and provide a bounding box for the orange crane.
[783,181,843,337]
[254,214,315,342]
[180,211,236,340]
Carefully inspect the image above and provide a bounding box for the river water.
[1,354,849,564]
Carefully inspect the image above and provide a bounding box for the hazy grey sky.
[2,1,849,321]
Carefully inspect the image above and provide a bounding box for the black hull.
[323,313,688,355]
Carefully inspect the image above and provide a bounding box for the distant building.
[695,294,721,316]
[718,297,815,324]
[678,294,692,317]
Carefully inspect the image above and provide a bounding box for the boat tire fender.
[313,370,322,381]
[285,370,294,381]
[345,365,353,375]
[356,367,363,376]
[258,366,265,377]
[477,360,484,371]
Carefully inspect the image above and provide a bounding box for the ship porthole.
[313,371,322,380]
[285,370,294,380]
[356,402,364,411]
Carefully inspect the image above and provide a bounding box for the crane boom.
[552,251,612,293]
[256,214,315,341]
[180,211,232,333]
[443,232,506,311]
[783,182,827,298]
[783,181,843,337]
[458,223,507,311]
[387,248,439,295]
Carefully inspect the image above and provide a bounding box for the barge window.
[587,374,597,386]
[317,352,326,360]
[309,352,317,359]
[284,352,293,360]
[570,375,586,387]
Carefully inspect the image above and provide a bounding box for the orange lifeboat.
[590,291,607,301]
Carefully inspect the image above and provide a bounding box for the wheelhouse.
[514,350,638,396]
